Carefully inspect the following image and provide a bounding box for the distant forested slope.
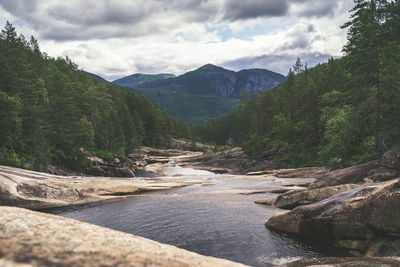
[0,22,188,171]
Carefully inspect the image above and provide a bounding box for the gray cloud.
[0,0,350,41]
[223,0,289,21]
[290,0,340,18]
[222,53,335,75]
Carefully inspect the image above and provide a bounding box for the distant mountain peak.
[198,64,226,71]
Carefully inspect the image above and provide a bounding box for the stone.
[309,161,380,189]
[381,149,400,170]
[274,184,361,209]
[0,207,246,267]
[0,165,187,210]
[255,196,277,205]
[266,179,400,255]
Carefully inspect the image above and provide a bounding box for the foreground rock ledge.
[0,165,187,210]
[0,207,246,267]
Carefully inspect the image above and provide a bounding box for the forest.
[193,0,400,167]
[0,22,188,171]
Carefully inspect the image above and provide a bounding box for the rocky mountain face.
[113,73,176,88]
[186,64,284,98]
[136,64,285,98]
[116,64,285,124]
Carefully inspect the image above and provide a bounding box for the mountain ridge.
[113,64,286,124]
[113,73,176,88]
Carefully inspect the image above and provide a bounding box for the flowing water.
[48,166,336,266]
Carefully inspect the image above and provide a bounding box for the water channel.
[48,165,340,266]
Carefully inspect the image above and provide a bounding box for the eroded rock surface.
[266,179,400,256]
[0,207,246,267]
[274,184,361,209]
[0,165,187,210]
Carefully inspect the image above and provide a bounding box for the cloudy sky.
[0,0,354,80]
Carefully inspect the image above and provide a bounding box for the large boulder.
[274,184,361,209]
[266,179,400,256]
[0,207,246,267]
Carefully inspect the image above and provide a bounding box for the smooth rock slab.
[0,165,187,210]
[0,207,247,267]
[274,184,361,209]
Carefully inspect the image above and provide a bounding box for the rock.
[266,179,400,256]
[272,167,330,178]
[381,149,400,171]
[85,165,135,177]
[0,165,187,210]
[274,184,361,209]
[88,156,106,166]
[279,257,400,267]
[309,161,380,189]
[113,157,120,165]
[0,207,246,267]
[367,166,398,181]
[255,196,277,205]
[246,171,270,175]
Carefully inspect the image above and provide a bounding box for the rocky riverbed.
[2,147,400,266]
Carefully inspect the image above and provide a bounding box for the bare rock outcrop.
[0,165,187,210]
[274,184,361,209]
[0,207,246,267]
[266,179,400,256]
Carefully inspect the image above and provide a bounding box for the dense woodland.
[0,23,188,171]
[194,0,400,167]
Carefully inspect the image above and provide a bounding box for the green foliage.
[193,0,400,167]
[0,23,188,171]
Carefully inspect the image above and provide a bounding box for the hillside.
[113,73,176,87]
[122,64,285,124]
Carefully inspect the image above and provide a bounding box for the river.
[48,165,341,266]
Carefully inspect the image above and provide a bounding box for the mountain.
[114,64,286,124]
[113,73,176,88]
[84,71,107,82]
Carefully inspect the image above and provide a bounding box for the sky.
[0,0,354,81]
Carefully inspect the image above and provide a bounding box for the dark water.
[48,168,329,266]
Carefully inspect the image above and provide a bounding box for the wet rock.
[266,179,400,256]
[274,184,361,209]
[0,207,246,267]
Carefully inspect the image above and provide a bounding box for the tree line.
[193,0,400,167]
[0,22,188,171]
